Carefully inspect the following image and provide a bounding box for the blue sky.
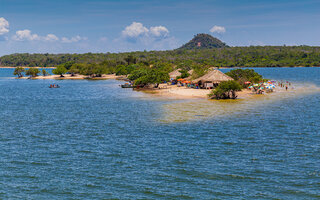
[0,0,320,56]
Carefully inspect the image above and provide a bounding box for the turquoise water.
[0,68,320,199]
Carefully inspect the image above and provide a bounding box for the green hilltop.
[177,33,228,50]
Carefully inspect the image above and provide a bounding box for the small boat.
[49,84,60,88]
[121,83,135,88]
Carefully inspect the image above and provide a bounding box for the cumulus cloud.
[210,25,226,34]
[11,29,86,43]
[61,36,87,43]
[0,17,10,35]
[122,22,170,39]
[12,29,40,41]
[122,22,149,38]
[43,34,59,42]
[149,26,169,37]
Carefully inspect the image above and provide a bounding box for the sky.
[0,0,320,56]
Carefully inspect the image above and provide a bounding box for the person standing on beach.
[285,85,288,91]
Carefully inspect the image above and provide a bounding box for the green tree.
[52,65,67,77]
[226,69,263,86]
[209,80,242,99]
[42,69,50,76]
[13,67,25,78]
[134,69,169,86]
[25,68,40,78]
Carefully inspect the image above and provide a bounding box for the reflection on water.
[161,84,320,123]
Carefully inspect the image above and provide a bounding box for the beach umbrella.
[254,84,259,87]
[177,78,185,82]
[248,86,253,89]
[244,81,251,84]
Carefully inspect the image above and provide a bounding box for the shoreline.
[16,74,127,80]
[136,85,265,100]
[0,66,56,69]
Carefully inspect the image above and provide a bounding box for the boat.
[49,84,60,88]
[121,83,135,88]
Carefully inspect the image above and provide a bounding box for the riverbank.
[18,74,127,80]
[0,66,56,69]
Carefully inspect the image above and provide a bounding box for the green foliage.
[128,68,169,86]
[226,69,263,86]
[177,69,190,79]
[124,55,137,65]
[2,45,320,69]
[52,65,67,76]
[25,68,40,77]
[128,68,148,81]
[209,80,242,99]
[13,67,25,78]
[42,69,50,76]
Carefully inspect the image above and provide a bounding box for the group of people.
[49,84,60,88]
[278,81,292,91]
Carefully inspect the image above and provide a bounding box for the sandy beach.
[18,74,127,80]
[140,85,257,100]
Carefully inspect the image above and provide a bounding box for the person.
[285,85,288,91]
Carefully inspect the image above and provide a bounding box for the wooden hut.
[193,70,233,89]
[169,69,181,80]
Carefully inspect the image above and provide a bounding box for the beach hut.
[169,69,182,80]
[193,70,233,89]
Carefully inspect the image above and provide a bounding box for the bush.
[209,80,242,99]
[52,65,67,77]
[13,67,25,78]
[226,69,263,86]
[25,68,40,77]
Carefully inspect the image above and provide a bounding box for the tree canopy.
[209,80,242,99]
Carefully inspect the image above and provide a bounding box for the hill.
[177,33,228,50]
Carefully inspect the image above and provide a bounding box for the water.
[0,68,320,199]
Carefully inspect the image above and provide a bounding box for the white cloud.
[115,22,175,51]
[61,35,87,43]
[0,17,10,35]
[43,34,59,42]
[122,22,149,38]
[150,26,169,37]
[210,25,226,34]
[12,29,85,43]
[122,22,170,38]
[12,29,40,41]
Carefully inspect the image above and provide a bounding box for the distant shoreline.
[2,66,319,69]
[16,74,127,80]
[0,66,56,69]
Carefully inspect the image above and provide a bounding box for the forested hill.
[1,46,320,68]
[177,33,228,50]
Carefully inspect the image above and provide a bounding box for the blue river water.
[0,68,319,199]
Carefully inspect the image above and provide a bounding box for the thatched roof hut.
[169,69,181,80]
[193,70,233,83]
[169,69,194,80]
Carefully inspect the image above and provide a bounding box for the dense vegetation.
[226,68,266,86]
[2,45,320,69]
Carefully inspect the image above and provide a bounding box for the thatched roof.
[188,69,194,75]
[169,69,194,80]
[169,69,181,79]
[193,70,233,83]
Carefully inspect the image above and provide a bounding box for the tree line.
[2,46,320,68]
